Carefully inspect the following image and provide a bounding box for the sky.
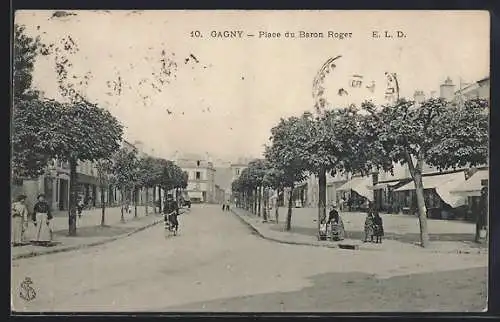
[15,10,489,162]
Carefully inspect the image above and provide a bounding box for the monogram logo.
[19,277,36,302]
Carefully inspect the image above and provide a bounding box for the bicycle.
[164,212,179,237]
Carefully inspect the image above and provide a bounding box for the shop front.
[336,176,373,212]
[393,171,468,220]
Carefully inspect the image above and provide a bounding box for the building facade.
[173,152,216,203]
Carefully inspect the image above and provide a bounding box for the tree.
[237,167,257,213]
[299,108,370,238]
[137,156,163,214]
[17,98,123,236]
[12,25,55,181]
[247,159,267,219]
[361,97,488,247]
[95,159,113,226]
[58,101,122,236]
[13,24,48,102]
[111,147,139,223]
[265,115,309,231]
[263,166,286,223]
[11,99,61,181]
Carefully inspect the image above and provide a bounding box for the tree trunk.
[275,189,280,223]
[318,168,327,240]
[258,186,262,217]
[68,158,78,236]
[406,151,430,248]
[286,187,294,231]
[158,187,162,213]
[145,188,149,215]
[153,186,157,213]
[100,185,106,226]
[134,187,138,218]
[263,187,268,222]
[413,172,430,247]
[120,189,125,223]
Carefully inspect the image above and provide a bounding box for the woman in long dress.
[31,194,53,245]
[12,194,29,246]
[373,212,384,243]
[363,211,375,243]
[327,205,345,241]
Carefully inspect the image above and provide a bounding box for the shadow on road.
[165,267,487,312]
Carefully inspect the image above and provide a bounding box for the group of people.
[11,194,53,246]
[221,202,230,212]
[321,203,385,243]
[363,208,384,243]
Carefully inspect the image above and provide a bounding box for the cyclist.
[164,194,180,232]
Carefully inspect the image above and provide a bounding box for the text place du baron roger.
[190,30,354,39]
[191,30,407,40]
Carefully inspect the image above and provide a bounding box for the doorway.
[58,179,69,210]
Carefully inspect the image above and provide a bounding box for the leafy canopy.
[360,97,489,174]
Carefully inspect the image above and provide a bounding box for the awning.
[371,181,401,190]
[394,171,467,207]
[337,176,373,202]
[451,169,488,197]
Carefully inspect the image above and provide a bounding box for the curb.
[230,209,342,250]
[12,217,164,260]
[230,209,488,255]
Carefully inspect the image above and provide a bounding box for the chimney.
[440,77,456,101]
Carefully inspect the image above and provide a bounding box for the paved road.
[11,204,487,312]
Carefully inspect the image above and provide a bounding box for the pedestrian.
[164,194,180,231]
[222,203,226,211]
[363,210,375,243]
[476,187,488,242]
[226,202,230,211]
[274,199,279,223]
[77,197,85,218]
[327,205,345,241]
[31,194,53,246]
[373,211,384,243]
[11,194,29,246]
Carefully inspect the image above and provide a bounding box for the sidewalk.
[231,207,487,255]
[50,206,156,233]
[12,207,181,260]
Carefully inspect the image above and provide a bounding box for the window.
[236,169,240,175]
[196,171,201,180]
[197,160,201,167]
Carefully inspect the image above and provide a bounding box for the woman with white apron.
[31,194,53,245]
[11,194,29,246]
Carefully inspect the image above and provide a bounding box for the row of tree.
[232,98,489,248]
[96,148,188,228]
[13,24,188,236]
